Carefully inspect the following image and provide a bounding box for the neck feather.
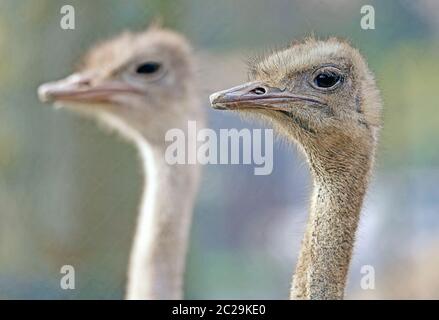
[291,139,375,299]
[126,137,200,300]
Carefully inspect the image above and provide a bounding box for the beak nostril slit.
[250,87,266,95]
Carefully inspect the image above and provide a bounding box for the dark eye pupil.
[136,62,161,74]
[314,72,340,88]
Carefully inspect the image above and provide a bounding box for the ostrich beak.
[38,73,142,104]
[209,81,326,110]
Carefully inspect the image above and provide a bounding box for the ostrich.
[38,27,204,299]
[210,38,382,300]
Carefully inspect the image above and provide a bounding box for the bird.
[210,37,382,300]
[38,26,204,299]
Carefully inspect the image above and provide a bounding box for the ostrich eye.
[136,62,161,74]
[313,71,341,89]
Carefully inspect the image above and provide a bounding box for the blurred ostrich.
[210,38,382,299]
[38,27,204,299]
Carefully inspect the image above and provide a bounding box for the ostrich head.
[38,27,198,145]
[210,38,381,168]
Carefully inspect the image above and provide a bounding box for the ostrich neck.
[291,141,374,300]
[126,137,200,300]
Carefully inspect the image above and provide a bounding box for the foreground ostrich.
[38,27,204,299]
[210,38,382,299]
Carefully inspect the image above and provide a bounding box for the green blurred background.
[1,0,439,299]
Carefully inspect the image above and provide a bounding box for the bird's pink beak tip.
[37,83,55,103]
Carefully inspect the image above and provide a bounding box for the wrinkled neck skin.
[290,133,375,300]
[126,138,201,300]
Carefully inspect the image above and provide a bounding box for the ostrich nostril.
[79,79,91,87]
[250,87,266,95]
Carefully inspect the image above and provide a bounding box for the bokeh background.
[1,0,439,299]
